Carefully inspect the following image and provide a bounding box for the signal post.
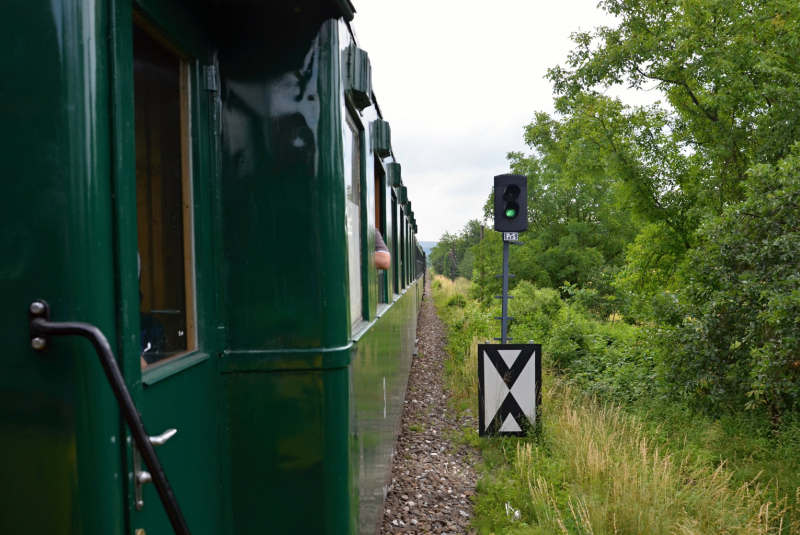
[493,174,527,344]
[478,174,541,437]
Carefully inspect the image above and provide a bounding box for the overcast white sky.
[352,0,627,242]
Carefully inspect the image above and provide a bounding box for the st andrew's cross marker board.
[478,344,541,436]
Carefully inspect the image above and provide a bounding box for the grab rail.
[29,300,191,535]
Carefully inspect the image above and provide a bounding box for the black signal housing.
[493,174,527,232]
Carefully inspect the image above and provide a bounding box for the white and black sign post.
[480,174,541,436]
[478,344,541,436]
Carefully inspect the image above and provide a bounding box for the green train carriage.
[0,0,427,533]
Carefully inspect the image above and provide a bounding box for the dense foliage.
[431,0,800,420]
[666,152,800,419]
[432,276,800,534]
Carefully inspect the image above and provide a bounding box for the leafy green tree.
[666,148,800,421]
[551,0,800,203]
[486,136,638,290]
[528,0,800,294]
[429,220,485,280]
[524,96,702,291]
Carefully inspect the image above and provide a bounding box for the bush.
[446,294,467,308]
[667,148,800,420]
[507,281,564,343]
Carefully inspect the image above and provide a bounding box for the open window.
[391,190,398,295]
[374,157,388,304]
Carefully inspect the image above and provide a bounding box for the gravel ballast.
[380,279,478,534]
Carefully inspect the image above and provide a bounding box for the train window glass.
[391,191,398,296]
[134,23,196,369]
[399,210,405,289]
[406,221,412,282]
[344,112,362,327]
[374,158,387,304]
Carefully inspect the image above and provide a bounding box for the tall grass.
[430,274,800,534]
[432,275,487,413]
[474,382,800,534]
[432,274,472,304]
[535,383,799,533]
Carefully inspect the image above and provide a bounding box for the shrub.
[446,294,467,308]
[667,148,800,420]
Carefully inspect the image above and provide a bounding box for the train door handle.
[29,300,191,535]
[135,429,178,506]
[150,428,178,446]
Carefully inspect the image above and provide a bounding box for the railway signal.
[491,174,527,344]
[493,174,527,232]
[481,174,540,436]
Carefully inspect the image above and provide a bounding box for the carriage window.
[399,209,405,289]
[391,191,398,295]
[374,158,387,304]
[344,112,362,327]
[134,23,196,368]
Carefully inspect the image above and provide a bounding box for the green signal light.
[505,208,517,218]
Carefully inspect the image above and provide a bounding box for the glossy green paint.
[109,1,225,533]
[351,279,422,534]
[220,16,347,351]
[224,366,351,534]
[218,13,353,534]
[0,0,124,533]
[2,1,427,532]
[218,13,426,534]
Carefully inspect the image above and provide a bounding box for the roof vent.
[344,45,372,111]
[372,120,391,158]
[387,162,402,187]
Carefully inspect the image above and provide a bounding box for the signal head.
[493,174,527,232]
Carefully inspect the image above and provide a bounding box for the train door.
[110,3,223,533]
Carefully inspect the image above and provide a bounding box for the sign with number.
[478,344,541,436]
[503,232,518,242]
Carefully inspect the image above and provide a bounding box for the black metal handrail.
[29,300,191,535]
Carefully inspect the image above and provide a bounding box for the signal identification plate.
[503,232,518,242]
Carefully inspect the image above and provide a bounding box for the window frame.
[133,20,199,370]
[374,156,388,304]
[343,106,366,330]
[111,7,222,386]
[391,190,399,296]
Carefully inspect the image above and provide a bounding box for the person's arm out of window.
[375,229,391,270]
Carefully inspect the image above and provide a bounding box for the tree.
[666,147,800,420]
[429,220,485,280]
[533,0,800,292]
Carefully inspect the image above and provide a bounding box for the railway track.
[382,279,479,534]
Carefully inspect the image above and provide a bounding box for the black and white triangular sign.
[478,344,541,436]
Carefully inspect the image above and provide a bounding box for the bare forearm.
[376,252,391,270]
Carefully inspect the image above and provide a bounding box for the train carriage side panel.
[350,277,422,534]
[0,0,125,533]
[217,11,355,535]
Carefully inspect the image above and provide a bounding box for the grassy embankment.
[432,274,800,534]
